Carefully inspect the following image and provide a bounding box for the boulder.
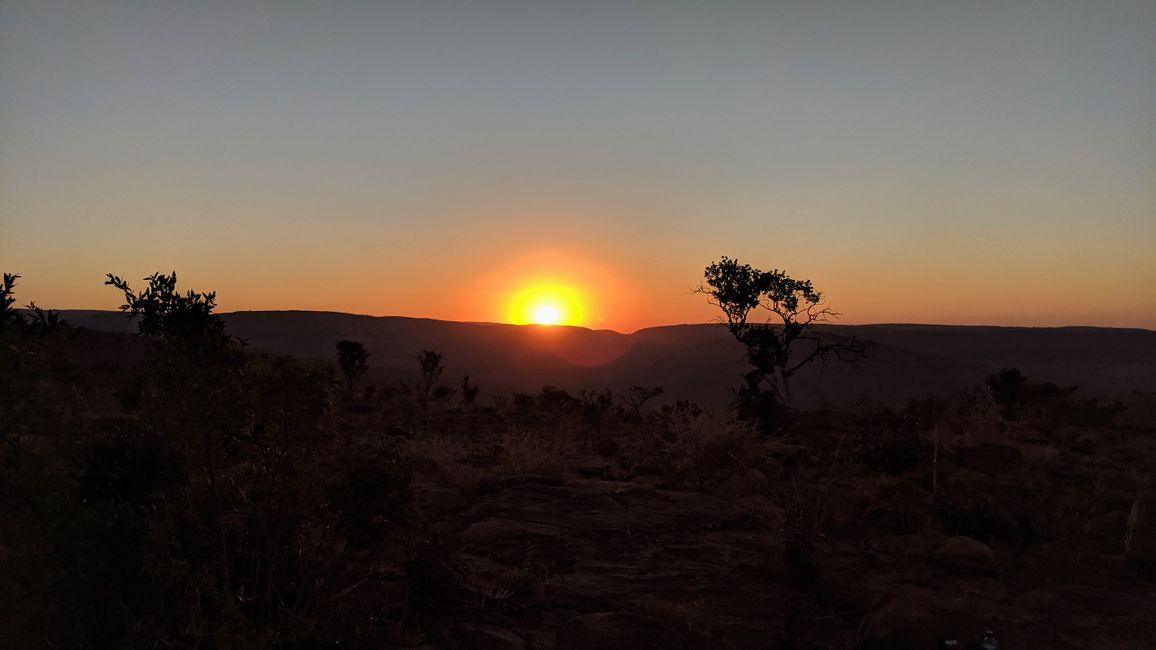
[556,612,688,650]
[1070,434,1097,455]
[931,537,995,576]
[954,444,1022,473]
[739,468,770,493]
[765,441,810,464]
[1085,511,1128,552]
[577,459,611,478]
[594,438,619,458]
[454,622,527,649]
[860,584,980,650]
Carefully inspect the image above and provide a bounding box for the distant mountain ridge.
[57,310,1156,407]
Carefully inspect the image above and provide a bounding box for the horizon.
[3,2,1154,331]
[49,305,1156,336]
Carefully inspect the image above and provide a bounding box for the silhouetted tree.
[336,339,370,400]
[105,270,243,613]
[23,302,62,334]
[622,384,664,419]
[0,273,20,333]
[106,271,232,359]
[987,367,1026,409]
[416,350,445,414]
[0,273,63,337]
[461,375,480,407]
[701,256,868,429]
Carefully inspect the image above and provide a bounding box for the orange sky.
[2,2,1154,332]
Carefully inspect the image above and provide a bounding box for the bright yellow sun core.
[508,283,585,327]
[531,303,562,325]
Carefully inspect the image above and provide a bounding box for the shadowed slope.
[58,311,1156,406]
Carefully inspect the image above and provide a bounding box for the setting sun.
[532,303,562,325]
[508,283,585,326]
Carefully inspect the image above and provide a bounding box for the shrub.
[852,407,925,475]
[326,457,414,549]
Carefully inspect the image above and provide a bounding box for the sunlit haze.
[2,1,1154,331]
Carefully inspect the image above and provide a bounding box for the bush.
[933,489,1038,546]
[852,407,925,475]
[326,458,414,549]
[0,273,418,648]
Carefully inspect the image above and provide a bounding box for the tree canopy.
[702,256,868,427]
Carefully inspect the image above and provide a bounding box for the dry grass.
[405,433,488,490]
[404,423,577,492]
[498,424,575,478]
[649,408,758,489]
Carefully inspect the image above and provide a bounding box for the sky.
[2,0,1154,332]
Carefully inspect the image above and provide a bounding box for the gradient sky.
[2,0,1154,332]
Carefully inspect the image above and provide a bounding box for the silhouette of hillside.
[58,310,1156,406]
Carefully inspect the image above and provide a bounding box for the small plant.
[987,367,1026,416]
[0,273,64,337]
[461,374,480,407]
[0,273,20,332]
[417,349,446,414]
[621,385,664,420]
[326,457,413,549]
[336,339,370,400]
[650,408,753,489]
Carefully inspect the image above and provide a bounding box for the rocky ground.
[4,326,1155,648]
[392,397,1156,649]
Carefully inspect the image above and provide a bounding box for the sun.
[508,282,585,326]
[531,303,562,325]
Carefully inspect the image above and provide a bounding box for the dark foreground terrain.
[3,322,1156,649]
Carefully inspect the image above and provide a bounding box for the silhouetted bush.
[337,339,370,400]
[75,428,184,505]
[0,272,418,647]
[853,407,925,475]
[934,490,1039,547]
[987,367,1027,410]
[327,459,414,549]
[538,385,578,411]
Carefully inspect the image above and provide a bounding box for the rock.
[862,504,921,535]
[1070,434,1097,454]
[954,444,1023,473]
[577,459,611,478]
[555,612,688,650]
[1085,511,1128,552]
[860,584,980,650]
[413,482,470,514]
[454,622,527,649]
[931,537,995,576]
[1125,495,1156,577]
[594,438,619,457]
[740,468,769,493]
[460,517,577,567]
[1008,585,1156,648]
[765,441,810,464]
[409,455,439,476]
[868,534,930,559]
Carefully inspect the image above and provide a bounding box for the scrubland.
[3,317,1156,648]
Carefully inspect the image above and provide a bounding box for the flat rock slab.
[440,479,795,648]
[556,612,689,650]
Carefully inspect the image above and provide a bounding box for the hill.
[57,310,1156,406]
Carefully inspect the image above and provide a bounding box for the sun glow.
[508,283,585,326]
[532,303,562,325]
